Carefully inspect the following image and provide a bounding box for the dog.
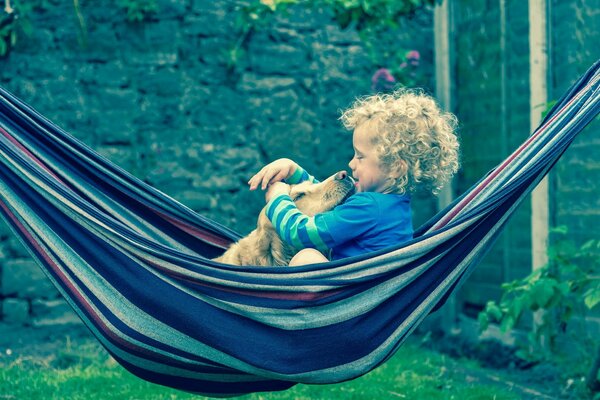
[214,171,355,266]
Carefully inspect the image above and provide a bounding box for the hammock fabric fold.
[0,60,598,396]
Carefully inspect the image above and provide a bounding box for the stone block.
[96,88,139,111]
[94,115,137,145]
[158,0,188,19]
[1,259,56,299]
[1,298,30,324]
[17,54,65,80]
[247,89,301,123]
[195,37,234,66]
[3,236,29,258]
[128,51,179,66]
[144,20,181,48]
[248,43,309,75]
[323,24,361,46]
[96,146,136,168]
[179,191,217,211]
[238,74,296,93]
[78,62,131,87]
[190,0,228,14]
[275,3,325,29]
[183,11,232,37]
[15,28,54,54]
[0,219,12,239]
[137,70,182,97]
[256,119,315,161]
[31,299,82,328]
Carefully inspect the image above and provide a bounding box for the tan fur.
[214,172,355,266]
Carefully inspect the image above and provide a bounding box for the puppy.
[214,171,355,266]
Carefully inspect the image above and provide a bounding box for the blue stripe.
[296,220,318,248]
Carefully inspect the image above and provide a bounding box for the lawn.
[0,334,559,400]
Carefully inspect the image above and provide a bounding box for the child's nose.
[335,171,347,180]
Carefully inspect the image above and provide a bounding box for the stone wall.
[0,1,435,326]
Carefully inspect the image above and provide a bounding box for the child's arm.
[285,164,318,184]
[265,193,377,253]
[248,158,317,190]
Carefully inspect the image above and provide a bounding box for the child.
[248,89,459,266]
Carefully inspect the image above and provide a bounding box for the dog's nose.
[335,171,347,180]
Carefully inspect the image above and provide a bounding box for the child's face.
[348,122,388,193]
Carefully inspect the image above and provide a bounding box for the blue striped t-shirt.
[265,166,413,260]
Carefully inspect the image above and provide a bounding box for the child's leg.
[289,248,328,266]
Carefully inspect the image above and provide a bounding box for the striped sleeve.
[285,164,319,184]
[265,193,380,254]
[265,194,332,252]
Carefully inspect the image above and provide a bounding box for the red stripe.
[144,258,343,302]
[151,208,233,249]
[0,126,67,185]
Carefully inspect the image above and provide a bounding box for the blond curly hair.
[340,89,459,195]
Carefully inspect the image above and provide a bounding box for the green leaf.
[549,225,568,235]
[342,0,361,8]
[555,282,570,296]
[584,286,600,309]
[485,301,503,320]
[477,312,489,331]
[508,295,527,318]
[515,348,530,361]
[540,100,558,119]
[335,10,352,29]
[500,315,515,332]
[581,239,596,251]
[530,279,556,308]
[259,0,277,11]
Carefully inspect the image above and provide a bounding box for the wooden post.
[434,0,457,332]
[4,0,13,14]
[529,0,549,340]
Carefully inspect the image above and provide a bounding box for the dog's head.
[288,171,356,216]
[239,171,356,265]
[258,170,356,231]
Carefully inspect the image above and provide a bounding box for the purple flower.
[371,68,396,92]
[406,50,420,60]
[406,50,420,66]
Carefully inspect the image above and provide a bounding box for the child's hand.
[265,182,290,202]
[248,158,298,190]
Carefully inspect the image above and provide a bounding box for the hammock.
[0,60,598,397]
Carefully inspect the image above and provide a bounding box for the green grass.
[0,338,535,399]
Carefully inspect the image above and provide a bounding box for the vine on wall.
[478,227,600,390]
[230,0,437,89]
[117,0,159,22]
[3,0,434,90]
[0,0,36,56]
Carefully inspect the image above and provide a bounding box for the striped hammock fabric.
[0,60,599,397]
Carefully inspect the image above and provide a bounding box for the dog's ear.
[257,209,295,266]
